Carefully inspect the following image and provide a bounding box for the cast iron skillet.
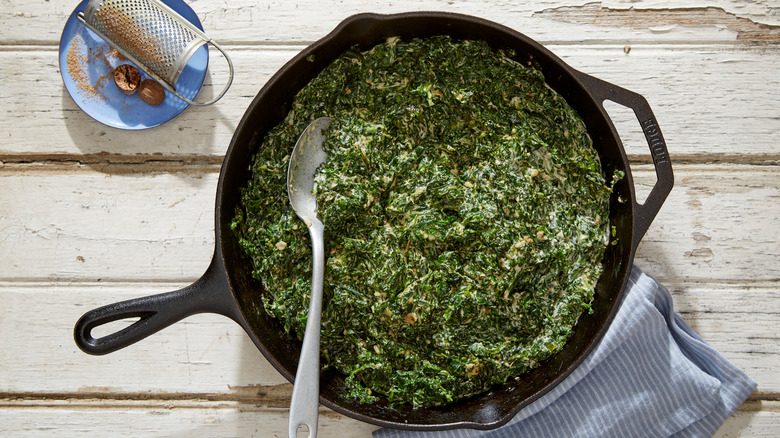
[74,12,673,431]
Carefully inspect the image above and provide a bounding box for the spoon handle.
[289,218,325,438]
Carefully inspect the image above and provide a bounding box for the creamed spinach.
[232,36,616,407]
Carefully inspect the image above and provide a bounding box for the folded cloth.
[374,266,756,438]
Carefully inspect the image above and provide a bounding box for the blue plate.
[59,0,208,129]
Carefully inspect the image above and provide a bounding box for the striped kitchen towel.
[374,266,756,438]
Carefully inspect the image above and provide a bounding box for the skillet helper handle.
[74,261,232,355]
[575,71,674,248]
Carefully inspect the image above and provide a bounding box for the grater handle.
[159,39,234,106]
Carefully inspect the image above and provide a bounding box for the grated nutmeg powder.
[66,35,113,103]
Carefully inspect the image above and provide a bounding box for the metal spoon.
[286,116,333,438]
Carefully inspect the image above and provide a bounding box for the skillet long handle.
[575,71,674,250]
[74,258,233,355]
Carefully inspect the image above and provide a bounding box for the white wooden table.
[1,1,778,436]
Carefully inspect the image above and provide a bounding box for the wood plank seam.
[1,390,775,403]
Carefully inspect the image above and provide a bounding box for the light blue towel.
[375,266,756,438]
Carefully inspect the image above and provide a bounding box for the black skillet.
[74,12,673,431]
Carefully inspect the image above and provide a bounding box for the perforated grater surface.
[78,0,233,106]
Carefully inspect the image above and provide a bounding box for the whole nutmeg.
[113,64,141,95]
[138,79,165,106]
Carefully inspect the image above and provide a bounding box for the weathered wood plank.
[2,0,779,45]
[0,402,380,437]
[0,282,777,394]
[0,45,780,161]
[633,164,780,283]
[0,168,218,282]
[716,402,780,438]
[2,44,778,158]
[670,286,780,391]
[1,164,776,283]
[0,283,286,393]
[0,400,776,437]
[535,2,780,41]
[0,282,776,430]
[0,46,292,159]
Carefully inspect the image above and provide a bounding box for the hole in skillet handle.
[73,292,185,356]
[574,70,674,250]
[602,100,655,205]
[88,316,145,342]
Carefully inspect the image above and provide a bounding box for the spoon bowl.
[287,117,333,223]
